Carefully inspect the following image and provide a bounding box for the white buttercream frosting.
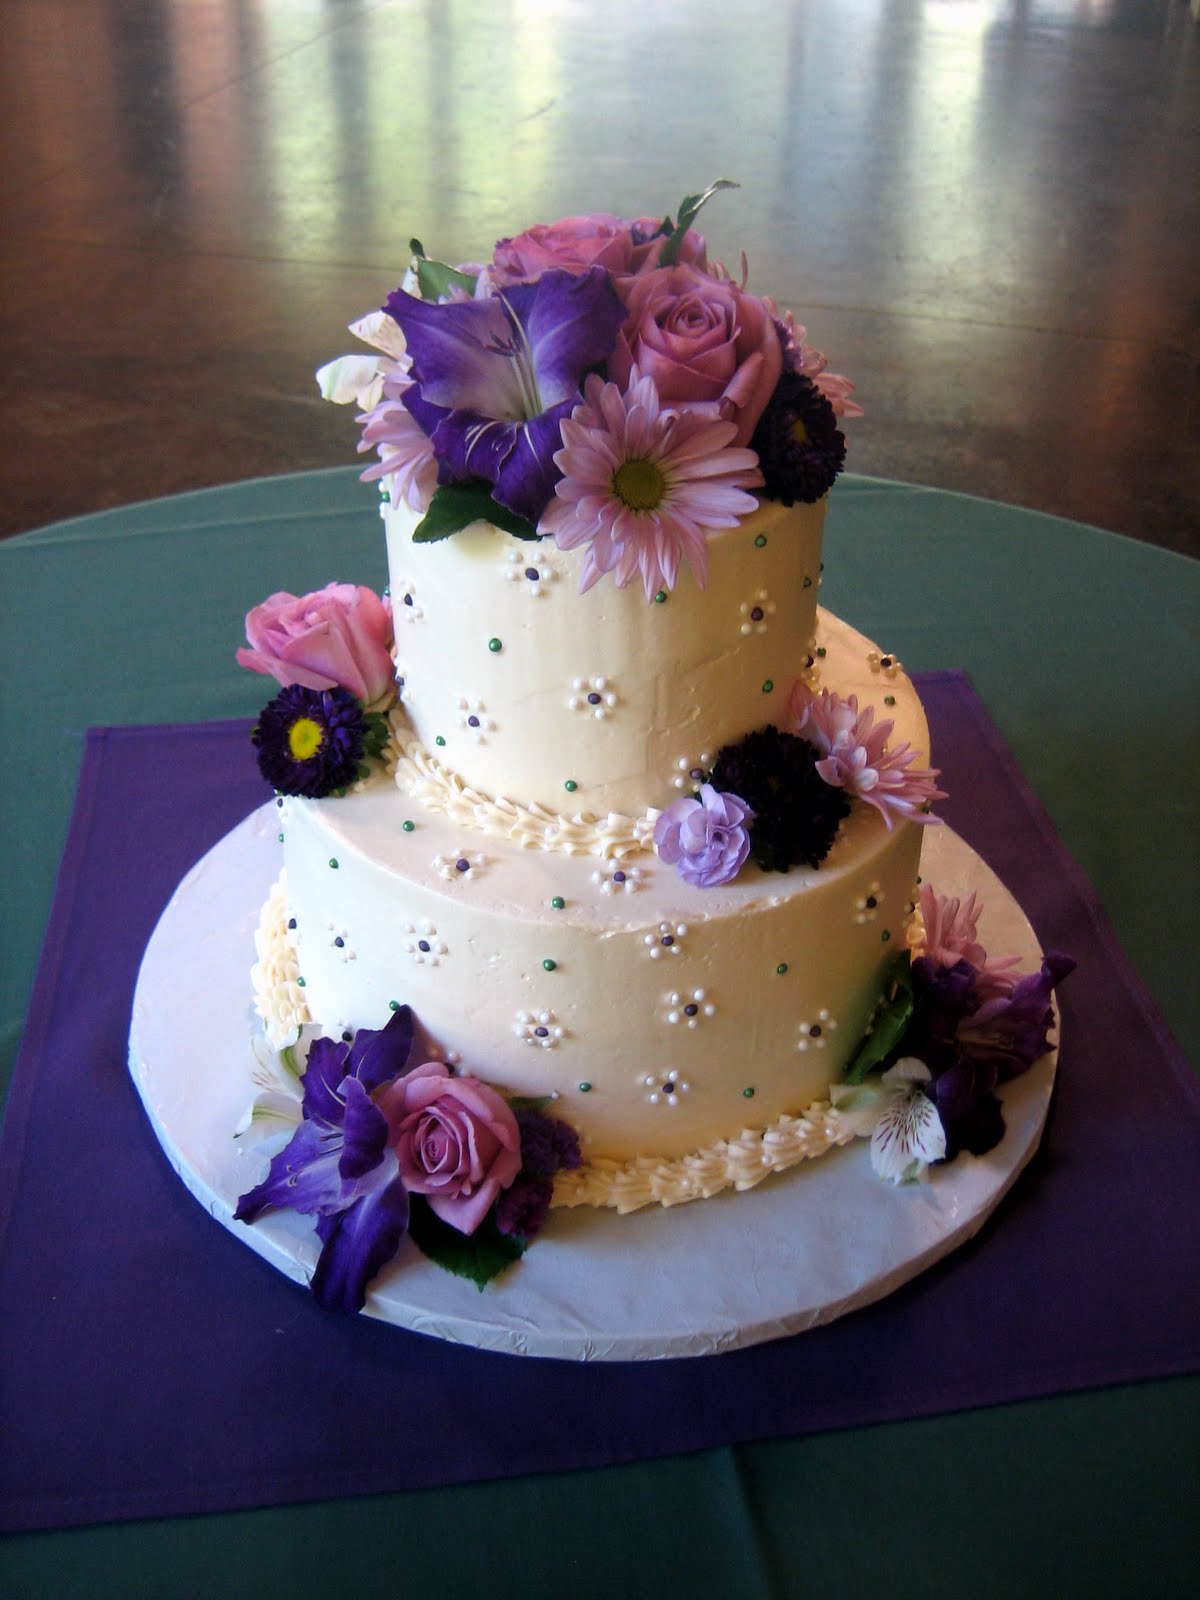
[383,494,827,822]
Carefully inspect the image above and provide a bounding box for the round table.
[1,472,1196,1598]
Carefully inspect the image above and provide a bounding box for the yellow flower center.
[612,458,667,512]
[790,418,811,446]
[287,716,325,761]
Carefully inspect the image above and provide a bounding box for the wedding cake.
[232,188,1069,1308]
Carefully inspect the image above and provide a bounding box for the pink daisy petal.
[537,372,761,597]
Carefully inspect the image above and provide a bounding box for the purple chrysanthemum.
[750,371,847,505]
[252,683,367,798]
[709,726,850,872]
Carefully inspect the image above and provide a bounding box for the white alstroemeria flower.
[868,1057,947,1184]
[233,1025,318,1152]
[315,310,411,409]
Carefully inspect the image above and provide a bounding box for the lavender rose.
[609,264,783,446]
[490,212,707,286]
[237,583,395,709]
[380,1062,522,1236]
[654,784,754,888]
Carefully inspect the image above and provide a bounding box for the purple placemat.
[1,673,1197,1533]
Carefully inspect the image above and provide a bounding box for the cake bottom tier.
[261,615,928,1180]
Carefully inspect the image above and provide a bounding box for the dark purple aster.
[493,1106,582,1242]
[235,1006,416,1313]
[384,266,627,525]
[251,683,367,798]
[750,371,847,505]
[709,726,851,873]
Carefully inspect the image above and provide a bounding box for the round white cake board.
[129,808,1058,1361]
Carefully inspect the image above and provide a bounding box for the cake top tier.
[385,495,826,821]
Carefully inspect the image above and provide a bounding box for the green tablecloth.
[1,472,1196,1597]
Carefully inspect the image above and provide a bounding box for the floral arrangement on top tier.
[318,181,859,599]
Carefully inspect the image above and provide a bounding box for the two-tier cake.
[232,189,1069,1308]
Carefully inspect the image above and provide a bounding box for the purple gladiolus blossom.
[383,266,627,524]
[235,1006,416,1313]
[902,948,1074,1159]
[957,951,1076,1079]
[654,783,754,887]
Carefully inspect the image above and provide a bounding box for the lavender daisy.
[789,682,946,829]
[538,370,762,598]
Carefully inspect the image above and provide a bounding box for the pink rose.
[609,264,783,446]
[490,212,707,286]
[236,583,395,708]
[381,1062,522,1235]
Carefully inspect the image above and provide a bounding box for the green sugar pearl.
[551,896,565,910]
[578,1081,592,1093]
[542,958,558,972]
[653,590,667,604]
[389,999,401,1011]
[564,779,578,793]
[776,962,789,975]
[435,735,446,747]
[762,679,774,694]
[402,820,415,833]
[754,534,767,548]
[884,694,896,707]
[743,1086,756,1099]
[328,858,339,869]
[487,636,503,653]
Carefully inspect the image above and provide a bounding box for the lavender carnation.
[654,784,754,888]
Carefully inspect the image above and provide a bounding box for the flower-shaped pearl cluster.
[456,695,493,742]
[504,547,559,594]
[670,751,713,791]
[642,1068,689,1106]
[797,1009,838,1051]
[327,923,355,963]
[854,882,883,925]
[514,1009,565,1048]
[568,674,618,719]
[433,849,487,882]
[404,919,447,966]
[665,988,715,1027]
[394,579,423,623]
[644,921,687,957]
[591,864,643,895]
[739,589,776,636]
[866,648,902,679]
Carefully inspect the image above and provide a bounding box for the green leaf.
[505,1094,555,1113]
[408,238,478,302]
[659,178,740,266]
[361,710,391,762]
[413,483,540,543]
[841,953,916,1085]
[407,1197,526,1290]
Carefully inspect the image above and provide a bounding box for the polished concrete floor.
[1,0,1197,555]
